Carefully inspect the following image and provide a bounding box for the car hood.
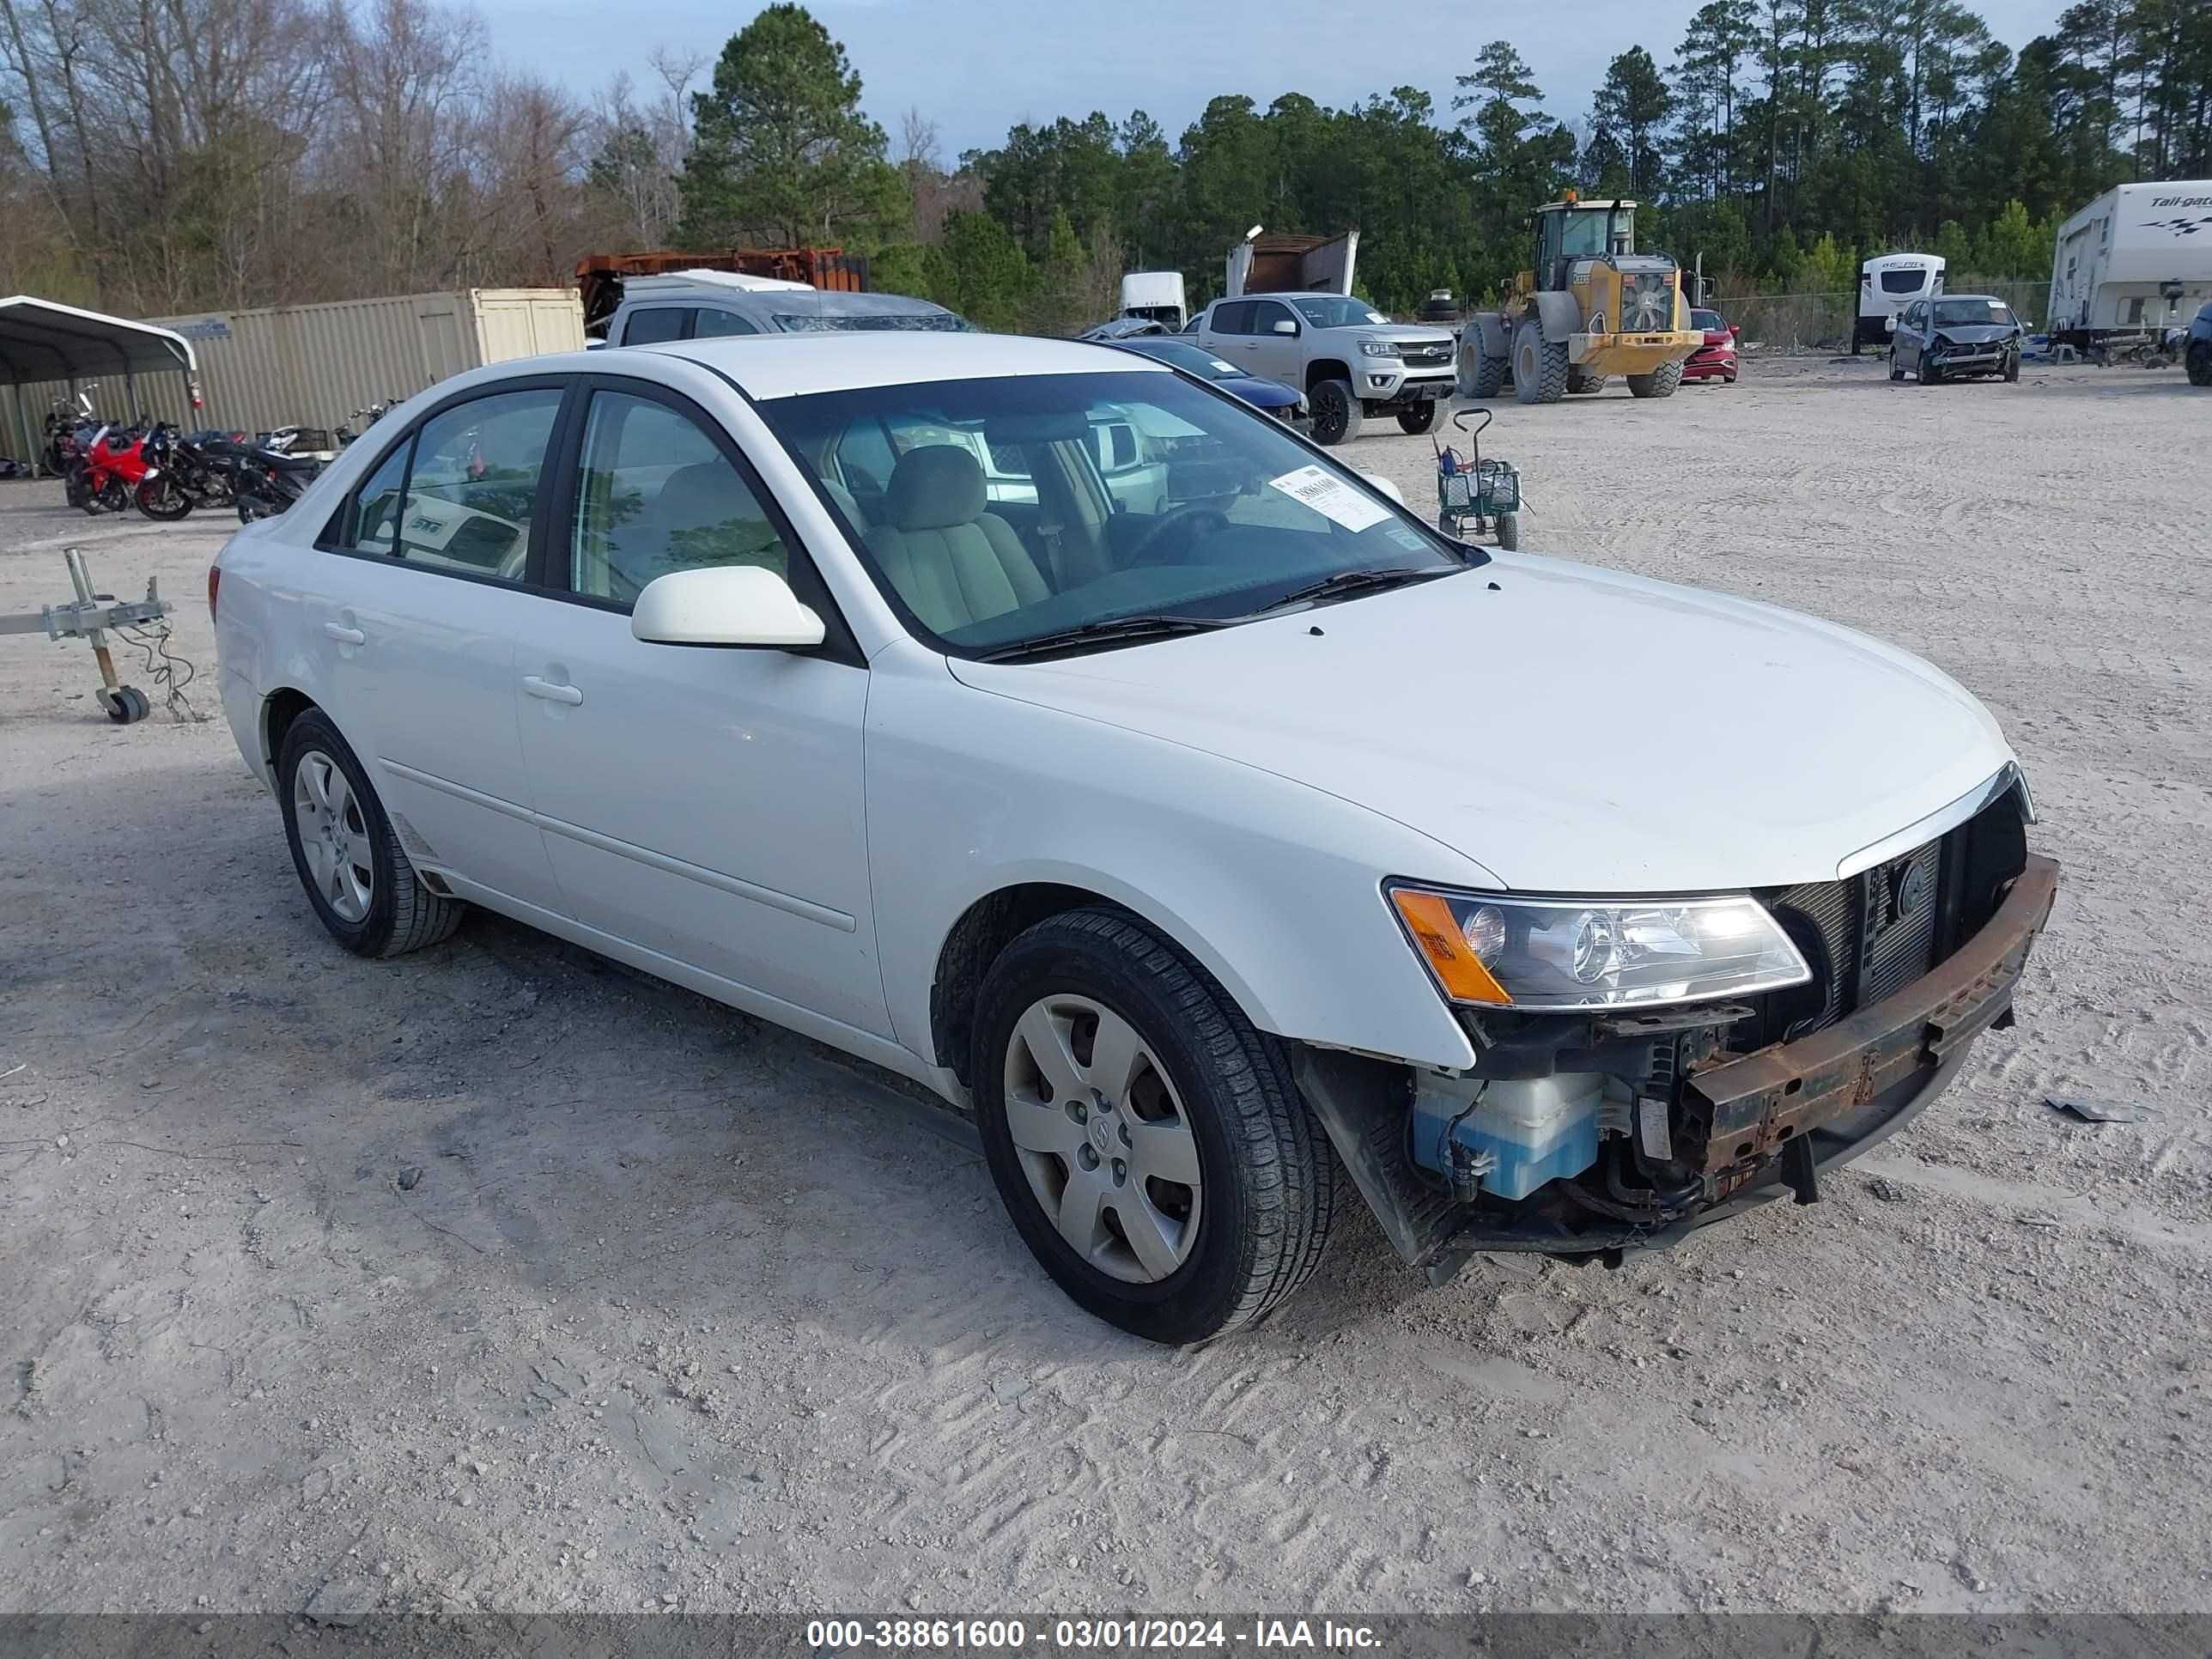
[1931,325,2018,345]
[946,556,2014,893]
[1358,324,1457,349]
[1218,374,1303,407]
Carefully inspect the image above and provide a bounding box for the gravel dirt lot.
[2,355,2206,1620]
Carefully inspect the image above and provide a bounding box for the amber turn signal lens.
[1390,890,1512,1006]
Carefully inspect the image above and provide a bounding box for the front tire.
[1308,378,1361,446]
[277,708,465,958]
[1395,401,1439,435]
[136,475,193,520]
[2003,350,2021,384]
[1495,511,1521,551]
[1566,367,1607,394]
[1626,359,1685,398]
[1513,320,1568,404]
[973,908,1338,1345]
[1460,334,1507,400]
[1889,352,1905,382]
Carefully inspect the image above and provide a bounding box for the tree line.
[3,0,2206,327]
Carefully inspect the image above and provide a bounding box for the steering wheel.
[1125,502,1231,566]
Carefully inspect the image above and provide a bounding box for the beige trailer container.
[51,289,583,435]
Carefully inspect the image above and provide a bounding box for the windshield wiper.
[1252,566,1453,616]
[971,613,1235,663]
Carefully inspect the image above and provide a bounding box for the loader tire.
[1513,321,1567,405]
[1626,359,1684,398]
[1566,367,1607,394]
[1460,332,1507,399]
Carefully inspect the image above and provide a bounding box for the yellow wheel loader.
[1458,196,1701,404]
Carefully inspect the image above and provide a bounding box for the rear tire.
[2191,344,2212,387]
[1566,367,1607,394]
[1889,352,1905,382]
[1513,320,1567,404]
[277,708,465,959]
[1495,511,1521,551]
[1308,379,1360,446]
[1626,359,1685,398]
[1395,402,1439,435]
[972,908,1339,1345]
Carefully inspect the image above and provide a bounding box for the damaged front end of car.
[1295,772,2058,1284]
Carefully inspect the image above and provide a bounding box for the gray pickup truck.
[1188,293,1456,445]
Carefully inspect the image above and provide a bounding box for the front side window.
[569,390,792,605]
[395,389,563,579]
[690,307,760,337]
[760,369,1478,655]
[1289,295,1387,329]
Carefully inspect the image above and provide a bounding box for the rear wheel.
[1513,320,1567,404]
[973,908,1339,1345]
[1566,367,1607,394]
[1395,402,1439,435]
[1626,359,1684,398]
[1308,379,1361,446]
[1495,511,1521,551]
[277,708,465,958]
[1889,351,1905,382]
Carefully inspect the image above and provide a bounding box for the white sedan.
[212,333,2057,1343]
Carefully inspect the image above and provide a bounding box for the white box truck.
[2049,180,2212,357]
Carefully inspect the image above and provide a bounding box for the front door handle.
[323,623,365,645]
[522,675,584,706]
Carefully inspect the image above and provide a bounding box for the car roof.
[1934,293,2008,303]
[626,331,1175,399]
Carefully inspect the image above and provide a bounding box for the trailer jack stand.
[0,548,171,724]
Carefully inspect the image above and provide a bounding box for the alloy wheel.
[293,750,374,922]
[1001,994,1203,1284]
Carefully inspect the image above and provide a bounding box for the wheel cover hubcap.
[293,750,374,923]
[1002,994,1203,1285]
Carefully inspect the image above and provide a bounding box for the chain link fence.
[1709,279,2047,353]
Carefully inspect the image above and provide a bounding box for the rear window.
[1879,269,1929,295]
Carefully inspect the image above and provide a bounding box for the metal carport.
[0,296,201,475]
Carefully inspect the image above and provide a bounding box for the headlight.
[1359,341,1401,358]
[1387,884,1811,1012]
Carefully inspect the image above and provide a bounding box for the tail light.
[207,564,221,621]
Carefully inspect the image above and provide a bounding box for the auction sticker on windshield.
[1268,464,1392,532]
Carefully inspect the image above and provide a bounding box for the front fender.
[865,644,1486,1074]
[1534,290,1583,343]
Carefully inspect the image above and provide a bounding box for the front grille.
[1765,842,1943,1042]
[1398,343,1452,366]
[1620,274,1674,332]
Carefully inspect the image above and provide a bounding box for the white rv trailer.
[1118,271,1188,331]
[2048,179,2212,354]
[1855,253,1945,352]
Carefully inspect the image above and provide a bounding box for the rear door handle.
[521,675,583,706]
[323,623,365,645]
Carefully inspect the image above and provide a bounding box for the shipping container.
[7,289,581,442]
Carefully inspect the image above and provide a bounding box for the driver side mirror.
[631,565,825,649]
[1272,319,1298,336]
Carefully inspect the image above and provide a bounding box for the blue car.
[2189,300,2211,388]
[1106,337,1309,425]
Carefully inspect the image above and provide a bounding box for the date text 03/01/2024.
[805,1618,1382,1650]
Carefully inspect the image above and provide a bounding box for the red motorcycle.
[77,422,155,515]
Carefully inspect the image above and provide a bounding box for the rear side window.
[338,442,410,555]
[622,307,690,345]
[691,307,760,337]
[395,390,564,579]
[1210,301,1255,336]
[569,391,793,605]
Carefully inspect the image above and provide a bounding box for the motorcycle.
[232,443,324,521]
[77,420,155,515]
[136,426,241,520]
[43,387,100,478]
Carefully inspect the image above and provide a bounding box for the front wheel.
[1921,360,1942,386]
[1460,334,1507,399]
[1396,401,1439,435]
[277,708,465,958]
[1308,379,1361,446]
[1566,367,1607,394]
[1495,511,1521,551]
[2003,351,2021,384]
[136,475,193,520]
[1513,320,1567,404]
[1889,352,1905,382]
[973,908,1339,1344]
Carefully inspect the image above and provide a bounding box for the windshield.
[1289,296,1388,329]
[1691,308,1724,331]
[773,310,969,333]
[1879,268,1930,295]
[1127,339,1245,380]
[758,369,1477,657]
[1933,299,2011,328]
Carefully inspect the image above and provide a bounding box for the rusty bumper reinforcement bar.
[1688,854,2060,1176]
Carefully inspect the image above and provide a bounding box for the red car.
[1683,307,1740,384]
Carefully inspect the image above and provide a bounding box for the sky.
[491,0,2070,160]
